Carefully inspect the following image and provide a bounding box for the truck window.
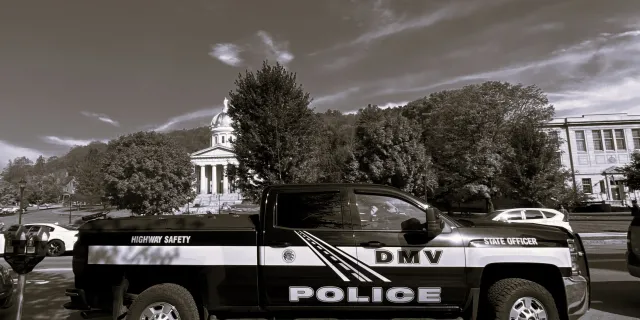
[504,211,523,220]
[275,191,345,229]
[354,193,426,231]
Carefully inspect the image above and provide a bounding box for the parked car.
[0,207,21,214]
[14,223,79,256]
[484,208,573,232]
[0,265,13,309]
[65,183,589,320]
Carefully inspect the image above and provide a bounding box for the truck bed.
[79,214,259,232]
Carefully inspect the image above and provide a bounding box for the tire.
[128,283,200,320]
[47,239,66,256]
[485,278,560,320]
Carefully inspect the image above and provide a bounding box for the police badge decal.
[282,249,296,263]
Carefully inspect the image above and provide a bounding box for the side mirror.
[426,207,444,238]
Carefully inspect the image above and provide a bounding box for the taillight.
[567,239,582,276]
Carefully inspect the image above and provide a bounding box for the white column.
[212,165,217,194]
[199,165,207,195]
[223,165,229,194]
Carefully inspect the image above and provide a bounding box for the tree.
[350,105,436,197]
[498,123,573,206]
[102,131,196,215]
[623,152,640,192]
[0,180,17,206]
[316,110,359,183]
[407,81,554,212]
[76,148,107,205]
[227,60,322,201]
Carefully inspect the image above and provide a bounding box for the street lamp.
[18,178,26,224]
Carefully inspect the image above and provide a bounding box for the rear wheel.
[128,283,199,320]
[485,278,560,320]
[47,239,65,256]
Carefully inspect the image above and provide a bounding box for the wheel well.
[479,263,568,320]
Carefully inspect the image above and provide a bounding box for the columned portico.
[190,97,240,204]
[194,162,236,195]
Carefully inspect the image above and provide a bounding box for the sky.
[2,0,640,166]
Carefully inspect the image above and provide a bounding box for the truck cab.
[65,183,590,320]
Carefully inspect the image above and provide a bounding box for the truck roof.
[264,183,403,192]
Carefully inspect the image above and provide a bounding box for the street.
[0,243,637,320]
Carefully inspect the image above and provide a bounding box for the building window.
[615,129,626,150]
[592,130,603,151]
[575,130,586,152]
[548,130,559,141]
[633,129,640,149]
[599,180,605,194]
[214,136,218,144]
[582,178,593,194]
[555,151,562,165]
[603,130,615,150]
[222,136,225,143]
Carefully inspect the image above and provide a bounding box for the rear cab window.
[275,191,346,230]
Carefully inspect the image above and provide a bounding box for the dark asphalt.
[0,249,638,319]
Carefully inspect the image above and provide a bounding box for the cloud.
[209,43,243,67]
[310,87,361,108]
[41,136,108,147]
[0,140,46,170]
[343,100,409,114]
[371,27,640,115]
[209,31,294,67]
[152,107,220,132]
[256,30,294,65]
[80,111,120,126]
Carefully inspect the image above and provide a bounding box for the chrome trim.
[563,275,589,320]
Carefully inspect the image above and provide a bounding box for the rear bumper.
[564,275,589,320]
[64,288,92,311]
[626,251,640,278]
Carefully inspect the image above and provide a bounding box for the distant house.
[62,176,76,196]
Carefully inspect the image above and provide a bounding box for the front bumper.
[563,275,589,320]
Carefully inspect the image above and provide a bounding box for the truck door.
[349,187,467,312]
[260,187,357,309]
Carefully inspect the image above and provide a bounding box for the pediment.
[191,146,235,158]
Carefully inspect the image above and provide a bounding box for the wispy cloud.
[310,87,361,108]
[0,140,46,170]
[41,136,108,147]
[152,107,220,132]
[209,31,294,67]
[209,43,243,67]
[80,111,120,126]
[256,30,294,65]
[370,27,640,115]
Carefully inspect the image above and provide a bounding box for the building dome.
[210,97,236,148]
[211,97,233,128]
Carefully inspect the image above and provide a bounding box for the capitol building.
[188,98,242,210]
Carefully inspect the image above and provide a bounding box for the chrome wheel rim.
[139,302,180,320]
[509,296,548,320]
[48,242,61,255]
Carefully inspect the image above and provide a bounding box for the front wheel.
[485,278,560,320]
[128,283,200,320]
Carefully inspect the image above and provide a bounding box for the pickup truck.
[64,183,590,320]
[626,216,640,278]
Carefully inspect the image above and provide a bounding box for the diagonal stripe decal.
[297,232,370,283]
[300,231,391,283]
[293,231,350,282]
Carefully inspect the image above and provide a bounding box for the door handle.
[270,242,291,248]
[360,241,385,248]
